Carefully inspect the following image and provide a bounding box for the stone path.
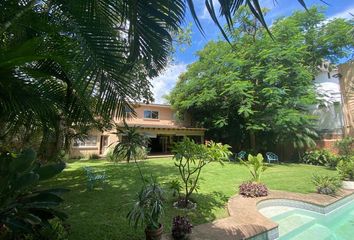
[163,189,354,240]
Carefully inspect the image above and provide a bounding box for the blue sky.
[151,0,354,103]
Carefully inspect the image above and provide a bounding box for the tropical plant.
[89,153,100,160]
[169,180,182,198]
[173,138,232,208]
[312,174,341,195]
[0,149,67,239]
[21,219,70,240]
[239,182,268,197]
[337,158,354,181]
[1,1,313,160]
[168,7,353,152]
[171,216,193,240]
[241,153,267,182]
[326,155,340,169]
[301,149,337,167]
[127,177,164,231]
[112,121,149,163]
[335,137,354,157]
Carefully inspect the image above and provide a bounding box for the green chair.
[83,166,106,190]
[237,151,247,161]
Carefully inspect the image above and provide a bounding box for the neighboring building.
[310,60,354,152]
[312,63,344,132]
[69,103,206,157]
[339,61,354,137]
[310,62,344,151]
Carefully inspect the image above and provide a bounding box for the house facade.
[309,60,354,152]
[339,61,354,137]
[69,103,206,157]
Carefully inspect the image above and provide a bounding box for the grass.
[44,158,337,240]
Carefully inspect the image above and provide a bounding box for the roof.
[133,102,171,108]
[117,124,206,131]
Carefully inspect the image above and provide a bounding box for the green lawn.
[44,158,337,240]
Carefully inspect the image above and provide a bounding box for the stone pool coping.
[162,189,354,240]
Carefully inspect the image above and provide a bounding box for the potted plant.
[171,216,193,240]
[127,178,164,240]
[337,157,354,189]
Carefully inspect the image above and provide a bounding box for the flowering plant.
[239,182,268,197]
[172,216,193,240]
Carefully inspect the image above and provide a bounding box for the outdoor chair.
[266,152,279,164]
[228,154,237,162]
[83,166,106,190]
[237,151,247,161]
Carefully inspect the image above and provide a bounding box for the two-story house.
[69,103,206,157]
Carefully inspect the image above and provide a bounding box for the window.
[73,136,97,147]
[124,106,132,117]
[144,110,159,119]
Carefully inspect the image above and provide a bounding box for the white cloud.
[328,6,354,20]
[151,63,187,104]
[200,0,220,21]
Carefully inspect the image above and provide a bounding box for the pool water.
[259,200,354,239]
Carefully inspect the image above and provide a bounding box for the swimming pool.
[259,197,354,240]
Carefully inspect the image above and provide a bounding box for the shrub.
[326,155,340,169]
[105,146,116,162]
[335,137,354,156]
[135,146,149,160]
[89,153,100,160]
[312,174,341,195]
[240,153,267,182]
[172,216,193,240]
[239,182,268,197]
[107,146,148,162]
[301,149,336,166]
[25,219,70,240]
[337,157,354,181]
[58,150,70,162]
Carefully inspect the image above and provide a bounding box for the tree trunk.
[250,131,256,150]
[38,116,65,162]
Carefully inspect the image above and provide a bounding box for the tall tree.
[0,0,311,156]
[168,7,354,154]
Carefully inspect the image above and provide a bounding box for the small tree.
[112,121,148,163]
[241,153,267,182]
[173,138,231,207]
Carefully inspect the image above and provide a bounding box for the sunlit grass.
[44,158,337,240]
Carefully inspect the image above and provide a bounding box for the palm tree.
[0,0,308,153]
[112,121,148,163]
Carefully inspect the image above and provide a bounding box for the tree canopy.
[168,7,354,154]
[0,0,306,155]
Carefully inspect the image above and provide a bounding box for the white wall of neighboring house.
[312,66,344,134]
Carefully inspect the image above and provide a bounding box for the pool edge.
[255,191,354,239]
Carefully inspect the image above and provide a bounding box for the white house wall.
[312,69,344,134]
